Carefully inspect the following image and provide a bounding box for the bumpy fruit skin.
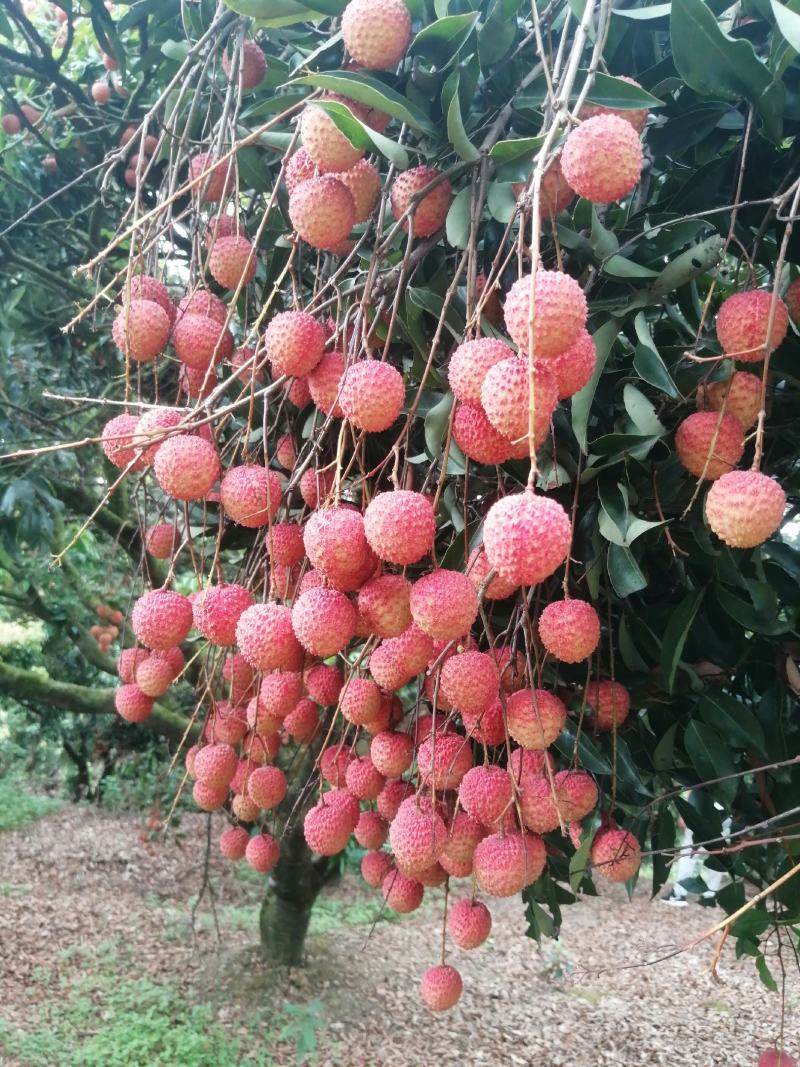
[440,651,499,714]
[307,350,345,417]
[123,275,176,324]
[340,360,405,432]
[584,680,630,731]
[698,370,761,430]
[265,522,305,567]
[364,490,436,565]
[448,338,513,405]
[466,545,517,601]
[188,152,232,202]
[716,290,789,362]
[193,780,228,811]
[758,1051,798,1067]
[133,406,185,466]
[291,587,356,656]
[194,742,237,788]
[177,289,228,324]
[2,113,21,135]
[420,965,463,1012]
[304,798,353,855]
[448,899,492,950]
[132,589,192,650]
[247,766,288,810]
[235,602,304,671]
[194,584,254,646]
[332,159,381,222]
[342,0,412,69]
[786,276,800,323]
[357,575,411,637]
[112,299,171,363]
[504,270,588,358]
[675,411,744,480]
[305,663,344,706]
[223,40,267,90]
[538,599,600,663]
[361,850,394,887]
[390,166,452,237]
[115,684,154,723]
[555,769,598,822]
[473,831,544,897]
[354,810,389,850]
[284,148,316,195]
[544,328,597,400]
[518,777,560,833]
[370,730,414,778]
[118,647,149,684]
[506,688,567,749]
[390,797,447,875]
[409,569,478,641]
[561,114,643,203]
[101,414,146,471]
[265,311,325,377]
[453,403,512,465]
[591,827,641,882]
[134,653,176,697]
[481,357,558,449]
[340,676,382,725]
[706,470,786,548]
[154,436,220,501]
[382,869,424,913]
[208,236,256,290]
[300,100,365,173]
[289,176,355,251]
[579,76,649,132]
[303,505,375,591]
[300,467,335,509]
[345,755,386,800]
[220,465,282,527]
[513,155,576,219]
[284,698,319,743]
[417,732,474,790]
[459,765,513,828]
[245,833,280,874]
[483,492,572,587]
[173,313,234,371]
[219,826,249,860]
[369,623,434,690]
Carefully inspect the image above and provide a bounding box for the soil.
[0,804,796,1067]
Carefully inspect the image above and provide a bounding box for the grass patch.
[0,774,62,832]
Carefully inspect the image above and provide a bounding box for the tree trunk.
[259,822,336,967]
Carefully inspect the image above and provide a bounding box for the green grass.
[0,774,62,831]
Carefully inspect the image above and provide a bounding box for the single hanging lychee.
[705,470,785,548]
[341,0,412,70]
[561,114,643,203]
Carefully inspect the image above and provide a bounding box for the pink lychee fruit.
[354,810,389,849]
[283,698,320,743]
[420,964,463,1012]
[716,289,789,363]
[220,465,282,527]
[332,158,381,221]
[247,766,288,810]
[122,275,175,324]
[284,147,317,195]
[480,357,558,451]
[345,755,386,800]
[235,602,304,671]
[439,810,485,877]
[307,350,345,417]
[153,436,220,501]
[448,337,514,405]
[340,359,405,432]
[112,299,171,363]
[382,869,424,912]
[305,663,344,706]
[357,574,412,638]
[188,152,233,202]
[466,545,518,601]
[538,599,600,663]
[101,413,146,471]
[115,684,154,723]
[447,898,492,949]
[578,75,649,132]
[409,569,478,641]
[219,826,249,860]
[483,491,572,587]
[506,688,567,750]
[264,310,325,377]
[208,235,256,290]
[697,370,761,431]
[370,730,414,778]
[193,584,254,646]
[439,651,499,715]
[319,744,354,787]
[363,490,436,565]
[503,270,588,358]
[584,680,630,731]
[473,830,545,897]
[416,732,473,790]
[458,765,513,828]
[342,0,412,70]
[389,796,447,876]
[299,466,335,509]
[705,470,785,548]
[561,114,643,203]
[134,653,176,698]
[452,403,513,465]
[289,176,355,252]
[390,165,453,237]
[222,40,267,90]
[675,411,744,480]
[590,826,641,882]
[361,849,394,887]
[291,586,356,656]
[145,523,180,559]
[544,328,597,400]
[194,742,237,789]
[340,676,382,726]
[245,833,280,873]
[131,589,192,650]
[300,98,366,173]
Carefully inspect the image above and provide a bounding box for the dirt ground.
[0,804,796,1067]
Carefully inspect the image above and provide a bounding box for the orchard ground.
[0,793,794,1067]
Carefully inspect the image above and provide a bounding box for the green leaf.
[623,384,665,436]
[651,808,676,896]
[590,208,619,258]
[698,693,767,756]
[489,136,547,165]
[571,319,619,452]
[714,584,796,636]
[313,101,409,169]
[569,815,599,892]
[684,721,738,806]
[650,234,725,296]
[632,311,680,399]
[584,72,664,110]
[614,2,671,18]
[553,724,613,775]
[225,0,334,20]
[670,0,783,142]
[660,585,705,693]
[423,393,454,463]
[653,722,679,772]
[446,74,480,162]
[772,0,800,51]
[478,0,519,67]
[603,255,660,280]
[411,13,480,66]
[161,39,190,61]
[756,953,779,993]
[487,182,518,223]
[289,72,435,133]
[446,187,472,248]
[607,543,648,597]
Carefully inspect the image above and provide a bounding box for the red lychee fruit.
[439,810,485,877]
[369,624,434,691]
[361,849,394,887]
[382,869,424,912]
[706,469,785,548]
[154,436,220,501]
[134,653,176,698]
[506,688,567,750]
[235,602,304,671]
[390,165,453,237]
[289,176,356,251]
[247,766,287,810]
[466,545,518,601]
[307,350,345,417]
[131,589,192,650]
[284,698,320,743]
[232,793,261,822]
[503,270,588,358]
[697,370,761,431]
[480,357,558,450]
[409,569,478,641]
[192,780,228,811]
[208,235,256,290]
[345,755,386,800]
[538,599,600,663]
[188,152,233,202]
[300,99,366,173]
[340,676,382,725]
[112,300,171,363]
[512,154,576,217]
[555,769,598,821]
[145,523,180,559]
[101,413,146,471]
[91,80,111,104]
[416,732,473,790]
[180,366,217,400]
[758,1050,797,1067]
[220,465,282,527]
[448,338,514,406]
[284,147,316,194]
[508,747,554,787]
[265,522,305,567]
[332,158,381,222]
[2,113,21,135]
[519,776,561,834]
[364,490,436,565]
[194,742,237,789]
[590,827,641,882]
[544,328,597,400]
[459,765,513,828]
[354,810,389,849]
[303,505,376,592]
[561,114,642,203]
[675,411,744,480]
[193,584,254,646]
[304,796,355,855]
[473,830,544,897]
[229,345,265,385]
[363,692,403,736]
[370,730,414,778]
[133,406,189,466]
[357,575,412,638]
[245,833,280,873]
[420,964,462,1012]
[219,826,249,860]
[115,684,154,723]
[299,467,335,509]
[448,899,491,950]
[579,76,649,132]
[787,276,800,323]
[483,491,571,588]
[173,313,234,370]
[716,289,789,362]
[257,671,303,720]
[118,647,149,684]
[223,39,267,90]
[584,680,630,731]
[439,651,499,715]
[389,796,447,876]
[177,289,228,324]
[341,0,412,69]
[377,779,416,822]
[461,698,506,748]
[222,653,256,703]
[319,744,353,787]
[305,663,344,706]
[122,275,176,324]
[264,311,325,377]
[340,360,405,433]
[453,403,513,465]
[292,587,356,656]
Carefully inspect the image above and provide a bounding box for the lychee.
[370,730,414,777]
[284,698,320,743]
[112,299,170,363]
[208,235,256,290]
[480,357,558,450]
[506,688,567,750]
[154,436,220,501]
[466,545,518,601]
[461,698,506,748]
[584,680,630,731]
[555,769,598,821]
[354,810,389,849]
[194,584,254,646]
[299,466,335,509]
[357,574,412,637]
[698,370,761,430]
[188,152,233,202]
[332,158,381,222]
[192,780,228,811]
[300,99,365,173]
[122,275,175,324]
[177,289,228,324]
[409,569,478,641]
[361,849,394,887]
[538,599,600,663]
[340,359,405,432]
[257,671,303,719]
[131,589,192,650]
[452,403,513,465]
[220,465,282,527]
[716,289,789,362]
[448,338,514,405]
[705,470,785,548]
[265,310,325,378]
[304,797,355,855]
[439,651,499,715]
[420,964,462,1012]
[448,898,491,949]
[544,328,597,399]
[512,154,575,217]
[247,766,288,810]
[117,647,149,685]
[235,602,304,671]
[483,492,571,587]
[172,313,233,370]
[459,765,513,828]
[305,663,344,706]
[390,165,452,237]
[245,833,280,874]
[519,777,561,834]
[340,676,382,725]
[133,406,188,466]
[561,114,642,203]
[194,742,237,788]
[473,830,544,897]
[439,810,485,877]
[292,587,356,656]
[303,505,376,592]
[590,826,641,882]
[219,826,249,860]
[675,411,744,480]
[579,76,649,132]
[345,755,386,800]
[382,869,424,913]
[319,744,354,787]
[416,732,473,790]
[114,684,154,723]
[503,270,588,358]
[289,176,355,251]
[223,40,267,90]
[758,1050,797,1067]
[307,350,345,416]
[134,653,176,698]
[389,796,447,875]
[364,490,436,565]
[370,624,434,691]
[265,522,305,567]
[284,147,316,194]
[101,413,146,471]
[341,0,412,69]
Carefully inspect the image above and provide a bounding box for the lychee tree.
[1,0,800,1050]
